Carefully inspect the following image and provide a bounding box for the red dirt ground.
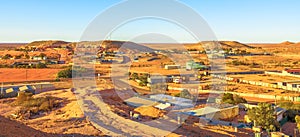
[0,68,61,83]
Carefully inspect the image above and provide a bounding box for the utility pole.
[26,69,28,81]
[0,82,3,96]
[275,95,277,106]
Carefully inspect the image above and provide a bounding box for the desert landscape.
[1,0,300,136]
[0,39,299,137]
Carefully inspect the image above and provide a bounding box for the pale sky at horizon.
[0,0,299,43]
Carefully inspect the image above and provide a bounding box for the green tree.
[24,53,30,59]
[131,73,139,80]
[247,103,279,131]
[14,54,24,59]
[181,89,192,99]
[2,54,12,59]
[57,68,72,78]
[35,63,47,68]
[221,93,247,105]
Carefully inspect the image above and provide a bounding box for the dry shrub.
[13,92,60,119]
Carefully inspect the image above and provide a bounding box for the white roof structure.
[189,107,220,116]
[150,94,194,109]
[5,88,14,94]
[19,86,29,91]
[150,94,192,103]
[124,97,156,108]
[154,103,171,110]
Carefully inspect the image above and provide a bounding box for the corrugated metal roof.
[124,97,156,108]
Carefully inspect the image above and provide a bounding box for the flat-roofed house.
[283,68,300,75]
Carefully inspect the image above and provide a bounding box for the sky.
[0,0,299,43]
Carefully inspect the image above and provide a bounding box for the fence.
[200,90,300,102]
[212,74,300,92]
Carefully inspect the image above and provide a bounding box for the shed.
[164,65,181,70]
[154,103,171,110]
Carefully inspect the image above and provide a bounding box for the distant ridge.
[280,41,295,45]
[9,40,300,51]
[218,41,255,49]
[25,40,70,48]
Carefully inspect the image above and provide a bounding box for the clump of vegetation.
[14,54,24,59]
[12,63,47,69]
[56,65,89,79]
[0,64,10,68]
[231,60,249,66]
[138,74,148,86]
[180,89,192,99]
[1,54,13,59]
[278,101,300,122]
[230,60,260,68]
[13,92,60,119]
[57,67,72,78]
[173,89,196,100]
[221,93,247,105]
[128,72,149,87]
[247,103,279,131]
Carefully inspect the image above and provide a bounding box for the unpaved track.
[73,80,179,136]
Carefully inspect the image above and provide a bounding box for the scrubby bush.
[181,89,192,99]
[221,93,247,105]
[2,54,12,59]
[35,63,47,68]
[13,92,59,118]
[57,68,72,78]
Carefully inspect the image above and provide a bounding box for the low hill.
[218,41,254,49]
[280,41,295,45]
[77,40,155,53]
[249,41,300,48]
[183,41,254,51]
[24,40,70,50]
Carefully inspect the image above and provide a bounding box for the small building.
[149,94,193,109]
[124,97,156,108]
[32,56,47,60]
[277,81,300,91]
[181,104,239,120]
[275,107,286,122]
[1,85,35,98]
[167,74,193,83]
[173,77,182,84]
[283,68,300,75]
[186,61,209,70]
[154,103,171,110]
[147,75,167,84]
[147,74,192,85]
[164,65,181,70]
[57,60,66,64]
